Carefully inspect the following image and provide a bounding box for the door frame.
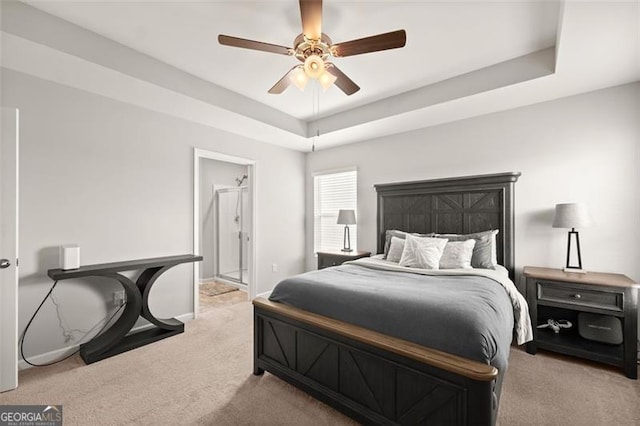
[193,148,257,318]
[1,107,19,392]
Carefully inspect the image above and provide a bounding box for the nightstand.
[524,266,638,379]
[316,250,371,270]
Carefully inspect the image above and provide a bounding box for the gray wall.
[306,83,640,288]
[199,159,248,280]
[3,69,305,360]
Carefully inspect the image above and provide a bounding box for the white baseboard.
[199,277,216,283]
[19,312,194,370]
[19,345,79,370]
[176,312,195,322]
[132,312,194,333]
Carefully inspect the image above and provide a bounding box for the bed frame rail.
[253,298,498,425]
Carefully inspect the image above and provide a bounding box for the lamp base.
[563,267,587,274]
[342,225,352,253]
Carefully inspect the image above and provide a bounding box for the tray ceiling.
[24,1,559,120]
[5,0,639,151]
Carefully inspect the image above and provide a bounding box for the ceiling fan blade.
[218,34,292,56]
[332,30,406,57]
[326,64,360,96]
[299,0,322,40]
[268,66,299,94]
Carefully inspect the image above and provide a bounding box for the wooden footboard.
[253,298,499,425]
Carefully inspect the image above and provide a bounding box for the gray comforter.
[269,259,530,383]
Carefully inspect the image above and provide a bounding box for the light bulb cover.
[304,55,325,79]
[318,70,337,91]
[289,66,308,91]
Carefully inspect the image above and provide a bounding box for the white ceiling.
[9,1,640,151]
[25,0,559,120]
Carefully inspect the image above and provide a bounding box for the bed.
[253,172,527,425]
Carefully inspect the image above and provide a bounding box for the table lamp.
[552,203,592,273]
[337,209,356,252]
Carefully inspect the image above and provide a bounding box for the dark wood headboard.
[375,172,521,279]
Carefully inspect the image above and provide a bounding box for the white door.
[0,107,19,392]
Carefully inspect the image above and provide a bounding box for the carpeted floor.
[500,347,640,425]
[1,300,638,425]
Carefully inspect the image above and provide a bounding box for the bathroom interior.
[199,158,250,308]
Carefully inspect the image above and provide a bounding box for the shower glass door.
[216,187,249,285]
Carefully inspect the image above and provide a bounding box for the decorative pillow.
[386,236,405,263]
[434,230,499,269]
[439,239,476,269]
[399,235,448,270]
[383,230,435,259]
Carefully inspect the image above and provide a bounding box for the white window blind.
[314,170,357,253]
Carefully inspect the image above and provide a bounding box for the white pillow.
[387,236,405,263]
[439,239,476,269]
[399,235,448,269]
[434,230,499,269]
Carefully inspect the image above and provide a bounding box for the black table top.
[48,254,202,280]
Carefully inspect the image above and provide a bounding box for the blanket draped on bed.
[269,258,532,385]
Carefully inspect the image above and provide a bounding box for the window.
[314,169,357,253]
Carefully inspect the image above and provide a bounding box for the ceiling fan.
[218,0,406,96]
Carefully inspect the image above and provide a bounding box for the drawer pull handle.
[572,294,582,299]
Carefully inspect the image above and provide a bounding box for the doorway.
[1,107,19,392]
[193,149,256,318]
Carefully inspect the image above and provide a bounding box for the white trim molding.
[0,107,19,392]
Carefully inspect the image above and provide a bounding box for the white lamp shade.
[552,203,593,229]
[318,70,337,91]
[337,209,356,225]
[289,67,308,91]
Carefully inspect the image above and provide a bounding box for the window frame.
[313,167,358,254]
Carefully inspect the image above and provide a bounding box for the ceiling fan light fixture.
[304,55,325,79]
[318,69,337,91]
[289,66,309,91]
[219,1,406,96]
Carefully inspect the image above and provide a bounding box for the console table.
[48,254,202,364]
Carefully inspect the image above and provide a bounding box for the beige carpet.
[499,347,640,425]
[1,300,638,425]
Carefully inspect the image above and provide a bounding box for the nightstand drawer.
[318,255,341,269]
[316,251,371,270]
[537,281,623,312]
